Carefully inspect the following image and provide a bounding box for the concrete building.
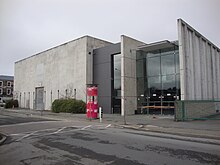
[0,75,14,103]
[14,19,220,116]
[14,36,111,110]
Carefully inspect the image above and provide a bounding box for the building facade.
[0,75,14,103]
[14,36,111,110]
[14,19,220,115]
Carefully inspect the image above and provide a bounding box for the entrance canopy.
[138,40,178,52]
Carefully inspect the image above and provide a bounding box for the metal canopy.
[138,40,178,52]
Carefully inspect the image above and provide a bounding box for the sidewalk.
[1,108,220,142]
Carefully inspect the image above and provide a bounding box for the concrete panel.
[206,44,212,99]
[216,51,220,99]
[14,36,111,110]
[86,36,112,85]
[193,34,202,99]
[178,19,220,100]
[200,39,208,99]
[121,35,145,115]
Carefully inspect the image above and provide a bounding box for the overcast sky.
[0,0,219,76]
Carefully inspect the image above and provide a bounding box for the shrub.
[5,99,19,108]
[52,99,86,113]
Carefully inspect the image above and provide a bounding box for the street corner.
[0,132,7,145]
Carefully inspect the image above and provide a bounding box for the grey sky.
[0,0,219,76]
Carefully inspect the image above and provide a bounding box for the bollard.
[99,107,102,123]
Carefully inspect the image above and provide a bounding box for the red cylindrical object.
[86,86,98,119]
[86,102,93,118]
[92,103,98,118]
[87,87,93,96]
[92,87,98,96]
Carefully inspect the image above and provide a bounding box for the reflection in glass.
[114,61,121,79]
[147,50,160,58]
[148,76,161,91]
[162,75,175,91]
[147,57,160,76]
[113,54,121,113]
[136,46,180,113]
[114,79,121,90]
[161,55,175,75]
[175,51,180,73]
[136,59,144,78]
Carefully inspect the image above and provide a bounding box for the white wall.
[14,36,111,110]
[121,35,145,115]
[178,19,220,100]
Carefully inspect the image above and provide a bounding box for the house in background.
[0,75,14,103]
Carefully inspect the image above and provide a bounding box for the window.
[7,81,11,87]
[137,46,180,107]
[7,89,11,95]
[0,88,3,95]
[0,81,3,87]
[147,56,160,76]
[161,54,175,75]
[112,53,121,114]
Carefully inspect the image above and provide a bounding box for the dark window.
[112,53,121,114]
[7,81,11,87]
[136,59,145,78]
[7,89,11,95]
[0,81,3,87]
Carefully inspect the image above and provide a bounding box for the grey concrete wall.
[178,19,220,100]
[14,36,111,110]
[121,35,145,115]
[86,37,112,84]
[175,101,219,121]
[185,102,216,119]
[93,43,121,114]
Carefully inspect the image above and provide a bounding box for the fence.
[137,101,175,115]
[175,100,220,121]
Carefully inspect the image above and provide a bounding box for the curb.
[0,132,7,145]
[114,124,220,145]
[2,109,220,145]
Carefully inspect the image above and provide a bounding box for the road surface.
[0,113,219,165]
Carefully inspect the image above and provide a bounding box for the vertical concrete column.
[193,35,202,99]
[200,39,208,99]
[177,19,186,100]
[211,48,217,99]
[216,51,220,99]
[206,44,213,99]
[121,35,144,116]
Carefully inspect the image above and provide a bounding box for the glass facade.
[112,53,121,113]
[136,46,180,114]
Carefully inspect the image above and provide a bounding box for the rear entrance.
[35,87,44,110]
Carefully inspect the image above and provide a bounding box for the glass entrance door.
[136,47,180,115]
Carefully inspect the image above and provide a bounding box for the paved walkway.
[1,108,220,141]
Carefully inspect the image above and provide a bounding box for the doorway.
[35,87,44,110]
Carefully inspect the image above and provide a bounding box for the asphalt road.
[0,113,220,165]
[0,113,55,126]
